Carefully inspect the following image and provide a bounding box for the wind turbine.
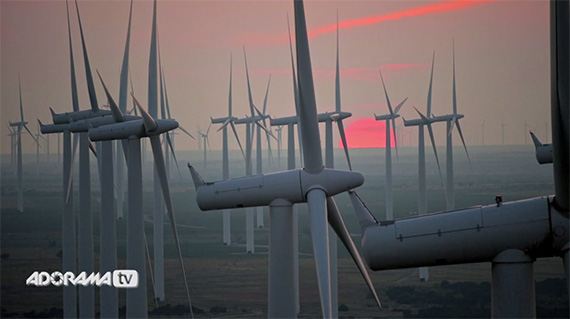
[89,89,194,319]
[199,124,212,170]
[211,54,245,246]
[402,51,445,281]
[9,77,38,213]
[189,1,382,317]
[6,125,17,175]
[254,75,273,229]
[374,70,407,220]
[233,47,273,253]
[442,42,471,211]
[352,1,569,317]
[35,124,45,163]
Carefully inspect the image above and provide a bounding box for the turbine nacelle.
[530,131,553,164]
[270,115,298,126]
[50,107,112,124]
[40,114,141,134]
[9,121,28,127]
[359,196,564,270]
[211,116,238,125]
[374,114,400,121]
[88,118,178,141]
[190,166,364,211]
[318,111,351,122]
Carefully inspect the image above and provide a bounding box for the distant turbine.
[374,70,407,220]
[9,77,38,212]
[198,124,212,170]
[481,119,486,145]
[403,51,445,281]
[501,121,507,145]
[211,54,245,246]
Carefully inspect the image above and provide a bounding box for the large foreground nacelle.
[192,168,364,211]
[361,196,568,270]
[88,119,178,141]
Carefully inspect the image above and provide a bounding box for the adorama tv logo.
[26,270,138,288]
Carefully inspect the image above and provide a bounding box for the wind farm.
[1,0,567,318]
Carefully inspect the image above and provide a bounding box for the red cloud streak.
[309,0,496,38]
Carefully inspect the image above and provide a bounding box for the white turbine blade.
[118,0,133,115]
[455,121,472,171]
[262,75,271,115]
[335,12,342,113]
[206,136,211,151]
[97,70,124,122]
[66,0,79,112]
[65,133,80,204]
[24,124,40,147]
[228,53,233,117]
[166,133,181,177]
[306,188,332,318]
[327,196,381,310]
[149,135,193,316]
[121,139,129,163]
[142,231,159,310]
[131,93,158,132]
[75,0,99,112]
[243,47,256,118]
[206,123,212,136]
[426,123,444,189]
[88,139,98,159]
[413,106,428,122]
[295,0,323,173]
[448,117,457,137]
[255,120,277,140]
[18,77,25,122]
[393,97,408,115]
[230,122,246,161]
[379,70,394,115]
[216,118,232,132]
[178,126,195,140]
[452,39,458,115]
[426,51,435,118]
[348,190,378,228]
[336,120,352,171]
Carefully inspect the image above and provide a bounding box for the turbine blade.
[131,93,158,132]
[379,70,394,115]
[230,122,246,161]
[89,139,98,159]
[97,70,124,122]
[216,118,231,132]
[166,133,181,177]
[178,126,195,140]
[228,53,233,117]
[336,120,352,171]
[74,0,99,112]
[66,133,80,204]
[295,0,323,173]
[426,123,444,189]
[262,75,271,115]
[18,77,25,122]
[393,97,408,115]
[121,139,129,163]
[187,164,205,190]
[455,121,472,172]
[448,117,457,137]
[143,231,159,310]
[206,123,212,136]
[426,51,435,118]
[149,135,193,316]
[118,0,133,114]
[24,124,40,147]
[327,196,381,310]
[348,190,378,228]
[243,47,256,118]
[306,188,332,318]
[452,39,457,115]
[335,11,341,113]
[66,0,79,112]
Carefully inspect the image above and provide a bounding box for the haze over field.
[1,0,551,153]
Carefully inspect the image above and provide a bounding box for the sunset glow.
[339,118,395,149]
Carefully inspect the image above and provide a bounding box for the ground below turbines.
[1,146,566,318]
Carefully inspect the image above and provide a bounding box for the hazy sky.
[1,0,551,154]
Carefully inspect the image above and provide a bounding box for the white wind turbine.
[211,54,245,246]
[351,1,568,317]
[9,77,39,213]
[443,43,471,210]
[199,124,212,170]
[402,51,445,281]
[6,125,17,175]
[374,70,407,220]
[481,119,486,145]
[189,1,381,317]
[89,89,194,319]
[34,124,45,163]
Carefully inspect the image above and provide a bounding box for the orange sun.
[339,118,395,149]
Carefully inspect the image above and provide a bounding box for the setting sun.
[339,118,395,149]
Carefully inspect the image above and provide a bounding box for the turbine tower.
[353,2,569,317]
[189,1,382,317]
[374,70,407,220]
